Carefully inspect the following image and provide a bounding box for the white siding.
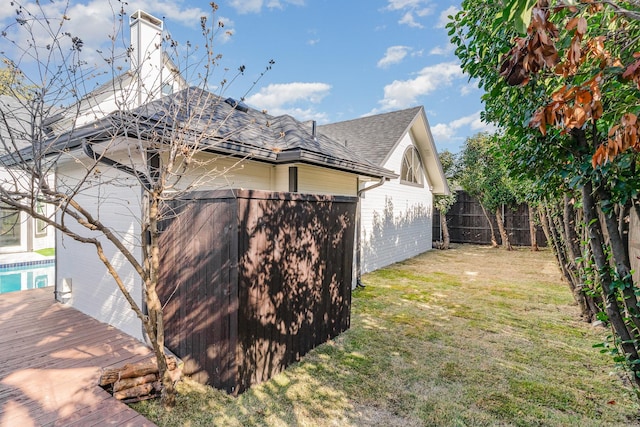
[359,132,434,273]
[56,161,144,340]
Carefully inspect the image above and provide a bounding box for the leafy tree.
[450,0,640,388]
[0,63,32,98]
[457,133,517,250]
[434,149,457,249]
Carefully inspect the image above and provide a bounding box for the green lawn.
[133,244,640,426]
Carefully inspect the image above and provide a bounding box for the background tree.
[434,149,457,249]
[0,1,268,406]
[457,132,515,250]
[0,65,31,98]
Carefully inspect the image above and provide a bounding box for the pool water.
[0,262,55,294]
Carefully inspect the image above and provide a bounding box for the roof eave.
[277,148,397,180]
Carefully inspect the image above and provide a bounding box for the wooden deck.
[0,288,156,426]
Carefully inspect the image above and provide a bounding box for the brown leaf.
[577,17,587,36]
[608,124,620,137]
[529,108,549,136]
[566,16,579,31]
[622,60,640,80]
[575,90,592,105]
[622,113,637,126]
[592,101,603,120]
[572,106,587,127]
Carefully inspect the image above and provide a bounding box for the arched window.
[400,146,424,186]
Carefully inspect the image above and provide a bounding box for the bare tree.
[0,1,271,406]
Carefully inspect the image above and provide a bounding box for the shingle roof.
[2,87,396,180]
[318,106,423,166]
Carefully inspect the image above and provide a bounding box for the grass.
[133,244,640,426]
[34,248,55,257]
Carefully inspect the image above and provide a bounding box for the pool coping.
[0,258,55,270]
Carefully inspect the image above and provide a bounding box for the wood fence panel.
[158,190,356,394]
[158,197,238,391]
[235,192,355,393]
[433,191,547,247]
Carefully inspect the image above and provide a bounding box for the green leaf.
[501,0,536,35]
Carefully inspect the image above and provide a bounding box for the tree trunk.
[145,193,176,408]
[528,204,539,251]
[583,181,640,386]
[538,204,552,246]
[544,202,590,318]
[563,194,600,321]
[548,200,593,321]
[596,186,640,337]
[495,206,512,250]
[480,203,498,247]
[439,210,450,250]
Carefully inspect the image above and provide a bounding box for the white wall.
[359,132,434,273]
[56,160,144,340]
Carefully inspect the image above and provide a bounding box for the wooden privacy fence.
[433,191,547,247]
[157,189,357,394]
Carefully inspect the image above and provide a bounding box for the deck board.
[0,288,157,426]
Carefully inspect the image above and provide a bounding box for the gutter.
[354,177,387,288]
[82,139,152,190]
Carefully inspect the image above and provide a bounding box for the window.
[400,146,424,186]
[35,202,47,238]
[0,204,21,247]
[289,166,298,192]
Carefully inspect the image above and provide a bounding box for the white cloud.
[245,82,331,120]
[229,0,305,14]
[431,111,497,142]
[372,61,463,112]
[429,43,454,56]
[399,12,423,28]
[460,81,479,96]
[0,1,212,66]
[229,0,263,14]
[436,5,458,28]
[377,46,411,69]
[385,0,430,11]
[385,0,434,28]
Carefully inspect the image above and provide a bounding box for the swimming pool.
[0,261,55,294]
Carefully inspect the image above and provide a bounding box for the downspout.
[354,177,387,288]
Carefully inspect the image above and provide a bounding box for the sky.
[0,0,495,153]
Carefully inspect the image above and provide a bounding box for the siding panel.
[359,133,434,274]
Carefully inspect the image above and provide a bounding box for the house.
[319,108,450,276]
[1,9,448,390]
[3,10,394,337]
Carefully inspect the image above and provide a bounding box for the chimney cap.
[130,10,163,30]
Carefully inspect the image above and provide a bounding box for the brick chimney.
[129,10,164,106]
